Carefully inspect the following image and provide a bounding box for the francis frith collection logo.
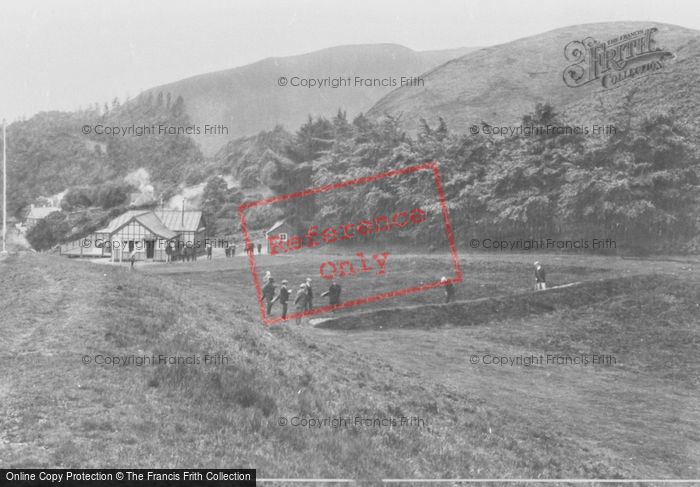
[563,27,675,89]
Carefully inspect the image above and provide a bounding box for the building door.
[146,240,155,259]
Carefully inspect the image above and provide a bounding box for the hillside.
[368,22,700,135]
[2,251,698,478]
[146,44,477,155]
[3,97,204,219]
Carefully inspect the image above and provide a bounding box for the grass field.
[1,249,699,485]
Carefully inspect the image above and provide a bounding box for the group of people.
[164,243,198,263]
[254,260,546,323]
[260,272,342,324]
[224,243,237,258]
[244,242,263,256]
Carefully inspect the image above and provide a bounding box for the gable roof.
[96,210,150,234]
[154,209,203,232]
[266,219,288,234]
[96,209,204,237]
[26,206,61,220]
[134,212,178,240]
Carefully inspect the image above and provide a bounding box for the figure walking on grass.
[294,283,308,325]
[534,261,546,291]
[261,277,276,315]
[321,280,342,309]
[277,280,290,319]
[441,276,455,303]
[305,278,313,311]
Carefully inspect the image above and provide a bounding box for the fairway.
[140,250,700,479]
[2,249,699,481]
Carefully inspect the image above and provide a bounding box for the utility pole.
[2,119,7,254]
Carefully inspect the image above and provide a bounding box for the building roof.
[134,212,178,239]
[26,206,61,220]
[154,209,203,232]
[266,219,288,234]
[96,210,190,239]
[96,210,150,234]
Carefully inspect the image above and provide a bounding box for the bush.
[26,212,69,250]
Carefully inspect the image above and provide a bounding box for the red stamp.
[238,161,462,325]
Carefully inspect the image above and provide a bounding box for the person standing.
[261,277,276,315]
[294,283,308,325]
[441,276,455,303]
[232,242,236,257]
[129,250,137,271]
[206,242,213,260]
[534,261,546,290]
[322,280,342,308]
[277,280,290,319]
[305,277,313,311]
[257,242,262,255]
[165,242,172,263]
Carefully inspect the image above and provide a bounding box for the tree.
[289,115,334,162]
[26,212,69,251]
[96,182,131,209]
[61,187,94,210]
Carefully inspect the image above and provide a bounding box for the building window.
[279,233,288,241]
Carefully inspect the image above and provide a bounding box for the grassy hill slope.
[2,252,698,479]
[368,22,700,135]
[146,44,477,155]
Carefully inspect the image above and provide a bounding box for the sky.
[1,0,698,122]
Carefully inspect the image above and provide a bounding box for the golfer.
[294,283,308,325]
[441,276,455,303]
[534,261,546,290]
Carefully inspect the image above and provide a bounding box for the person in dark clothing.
[206,243,213,260]
[306,278,314,308]
[275,280,290,319]
[225,245,230,258]
[441,276,455,303]
[231,243,236,257]
[257,242,262,254]
[534,261,546,290]
[246,243,254,256]
[294,283,308,325]
[321,281,342,308]
[261,277,276,315]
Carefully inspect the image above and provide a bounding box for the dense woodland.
[8,92,700,254]
[213,101,700,254]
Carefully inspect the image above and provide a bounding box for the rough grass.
[315,276,666,330]
[1,251,698,484]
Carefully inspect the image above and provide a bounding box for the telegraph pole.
[2,119,7,254]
